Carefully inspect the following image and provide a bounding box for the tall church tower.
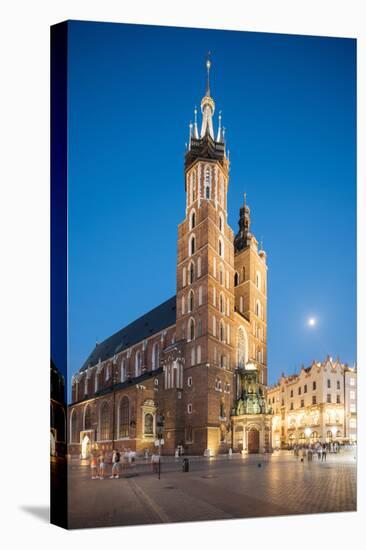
[234,198,268,386]
[176,59,237,454]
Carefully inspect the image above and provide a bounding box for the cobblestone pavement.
[68,450,357,529]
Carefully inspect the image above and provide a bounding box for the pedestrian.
[110,449,120,479]
[228,447,233,459]
[90,453,98,479]
[174,448,179,460]
[98,452,106,479]
[144,448,149,460]
[322,445,327,462]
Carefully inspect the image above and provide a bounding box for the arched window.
[197,256,202,277]
[182,267,187,287]
[189,318,195,341]
[219,265,224,285]
[189,261,195,284]
[189,235,196,256]
[220,292,225,314]
[197,319,202,337]
[213,286,216,307]
[218,237,223,257]
[191,347,195,366]
[94,372,98,393]
[213,316,217,337]
[256,271,261,291]
[100,402,110,441]
[84,404,92,430]
[213,256,217,277]
[189,290,194,312]
[219,213,224,232]
[135,350,142,377]
[197,345,202,364]
[255,300,261,318]
[226,297,230,316]
[70,409,78,443]
[152,342,160,370]
[198,286,203,306]
[119,396,129,438]
[204,166,211,199]
[121,359,126,382]
[144,413,154,435]
[190,209,196,230]
[234,271,239,286]
[220,321,225,342]
[181,295,185,315]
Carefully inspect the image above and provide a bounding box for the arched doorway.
[247,428,260,453]
[81,434,91,459]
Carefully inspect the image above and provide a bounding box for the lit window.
[187,403,192,414]
[350,404,356,413]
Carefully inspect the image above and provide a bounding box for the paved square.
[68,450,357,529]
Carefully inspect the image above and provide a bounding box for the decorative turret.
[234,193,252,252]
[185,56,228,172]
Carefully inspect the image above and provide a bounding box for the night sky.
[66,21,356,397]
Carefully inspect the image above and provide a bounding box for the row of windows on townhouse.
[187,166,226,209]
[273,393,343,410]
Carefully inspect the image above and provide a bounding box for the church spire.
[200,55,215,139]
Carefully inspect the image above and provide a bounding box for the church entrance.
[247,428,259,453]
[81,434,91,459]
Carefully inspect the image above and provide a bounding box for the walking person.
[98,452,106,479]
[90,452,98,479]
[110,449,120,479]
[322,444,327,462]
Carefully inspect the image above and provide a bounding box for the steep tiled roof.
[79,296,176,372]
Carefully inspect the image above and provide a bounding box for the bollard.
[182,457,189,473]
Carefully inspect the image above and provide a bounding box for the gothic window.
[182,267,187,287]
[219,265,224,285]
[121,359,127,382]
[197,345,202,363]
[94,373,98,392]
[213,287,216,307]
[220,293,224,314]
[234,271,239,287]
[191,347,195,366]
[198,286,203,306]
[255,300,261,318]
[84,404,92,430]
[189,235,196,256]
[119,397,129,438]
[197,256,202,277]
[197,319,202,337]
[189,289,194,312]
[204,166,211,199]
[70,409,78,443]
[135,350,142,377]
[189,261,195,284]
[256,271,261,290]
[226,297,230,316]
[227,323,230,345]
[212,316,216,337]
[152,343,159,370]
[218,237,224,257]
[100,402,110,441]
[144,413,154,436]
[188,318,195,341]
[190,209,196,230]
[181,295,185,315]
[220,321,225,342]
[213,256,217,277]
[219,213,224,232]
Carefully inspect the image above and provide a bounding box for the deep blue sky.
[67,21,356,396]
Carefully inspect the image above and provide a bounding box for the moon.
[308,317,316,327]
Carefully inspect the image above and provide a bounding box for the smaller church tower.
[234,196,268,386]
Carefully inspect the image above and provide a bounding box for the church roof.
[79,296,176,372]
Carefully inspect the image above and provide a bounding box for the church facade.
[68,60,272,458]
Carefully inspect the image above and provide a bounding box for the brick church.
[68,59,272,458]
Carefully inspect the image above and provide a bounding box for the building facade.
[267,357,357,448]
[68,60,271,458]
